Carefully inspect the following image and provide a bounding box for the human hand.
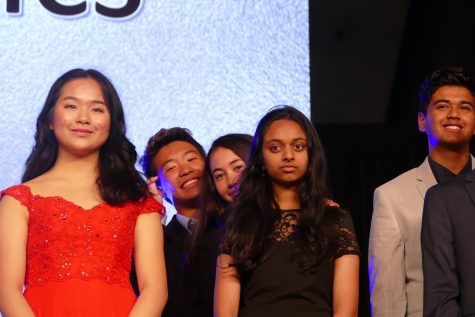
[147,176,163,204]
[325,198,340,208]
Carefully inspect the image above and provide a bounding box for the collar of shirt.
[428,155,472,183]
[175,213,195,233]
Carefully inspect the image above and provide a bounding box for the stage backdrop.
[0,0,309,216]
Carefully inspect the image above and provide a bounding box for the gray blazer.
[368,156,475,317]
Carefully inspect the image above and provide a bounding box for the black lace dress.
[236,209,360,317]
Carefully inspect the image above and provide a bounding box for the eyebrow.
[212,168,223,174]
[162,150,200,167]
[266,137,307,143]
[60,96,107,106]
[184,150,200,156]
[162,159,176,167]
[229,158,244,165]
[212,159,243,173]
[434,99,474,106]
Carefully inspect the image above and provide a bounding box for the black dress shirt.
[428,155,472,183]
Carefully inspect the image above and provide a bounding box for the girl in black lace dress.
[214,106,360,317]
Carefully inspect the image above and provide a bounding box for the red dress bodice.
[1,184,164,317]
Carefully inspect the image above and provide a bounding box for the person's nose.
[282,146,295,161]
[228,174,238,189]
[76,106,90,125]
[447,105,461,119]
[178,164,193,177]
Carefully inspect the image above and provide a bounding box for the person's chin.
[180,189,200,201]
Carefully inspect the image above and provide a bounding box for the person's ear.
[417,112,427,133]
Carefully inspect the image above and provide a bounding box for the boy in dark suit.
[141,127,206,316]
[422,169,475,316]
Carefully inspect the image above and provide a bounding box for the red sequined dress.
[1,184,164,317]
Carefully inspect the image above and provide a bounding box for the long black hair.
[189,134,252,260]
[187,133,252,304]
[223,105,341,275]
[22,68,148,205]
[198,133,252,226]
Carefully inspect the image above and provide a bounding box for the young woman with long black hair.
[0,69,167,316]
[214,106,359,317]
[186,134,252,316]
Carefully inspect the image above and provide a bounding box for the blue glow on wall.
[0,0,309,217]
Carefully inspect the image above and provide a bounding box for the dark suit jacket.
[193,222,221,316]
[163,215,195,317]
[129,215,219,316]
[421,169,475,316]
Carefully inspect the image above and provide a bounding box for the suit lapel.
[416,157,437,199]
[165,216,188,248]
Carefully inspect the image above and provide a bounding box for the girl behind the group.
[214,106,360,317]
[188,133,252,316]
[197,133,252,232]
[0,69,167,317]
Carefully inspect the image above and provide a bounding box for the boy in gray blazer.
[368,67,475,317]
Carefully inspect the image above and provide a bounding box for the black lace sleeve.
[335,210,360,258]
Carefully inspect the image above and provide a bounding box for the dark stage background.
[310,0,475,316]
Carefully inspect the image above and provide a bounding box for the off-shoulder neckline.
[15,184,106,211]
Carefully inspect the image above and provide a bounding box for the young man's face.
[153,141,205,207]
[418,85,475,151]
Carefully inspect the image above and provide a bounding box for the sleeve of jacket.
[368,186,407,316]
[421,188,460,317]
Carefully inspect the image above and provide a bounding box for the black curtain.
[310,0,475,315]
[317,123,426,316]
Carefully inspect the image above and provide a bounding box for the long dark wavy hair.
[188,134,252,258]
[199,133,252,226]
[187,133,252,300]
[22,68,148,205]
[223,105,341,275]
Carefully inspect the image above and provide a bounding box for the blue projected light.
[0,0,309,217]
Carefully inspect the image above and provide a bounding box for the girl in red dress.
[0,69,167,316]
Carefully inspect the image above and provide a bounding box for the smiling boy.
[141,127,206,317]
[368,67,475,317]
